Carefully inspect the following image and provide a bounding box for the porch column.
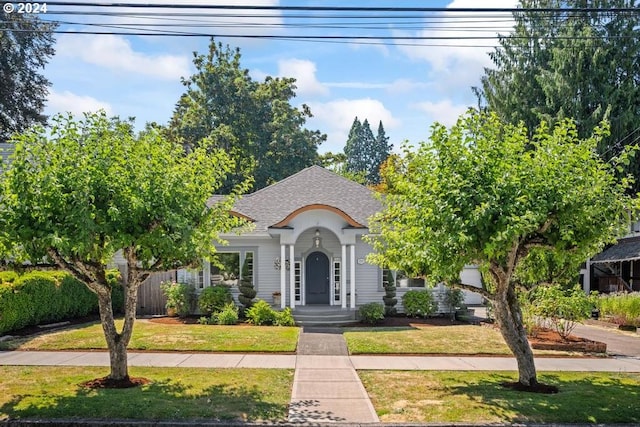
[341,244,347,309]
[289,244,296,309]
[350,244,356,309]
[280,244,286,309]
[203,259,211,289]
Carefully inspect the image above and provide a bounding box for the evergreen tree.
[477,0,640,191]
[0,13,57,143]
[344,117,392,185]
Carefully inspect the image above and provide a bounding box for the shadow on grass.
[448,372,640,424]
[1,376,288,422]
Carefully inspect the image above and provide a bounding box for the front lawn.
[360,370,640,424]
[0,366,292,422]
[0,319,299,352]
[344,324,569,355]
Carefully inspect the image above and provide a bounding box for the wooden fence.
[136,271,176,316]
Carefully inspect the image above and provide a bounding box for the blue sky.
[42,0,517,153]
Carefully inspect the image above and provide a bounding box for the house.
[176,165,483,317]
[584,220,640,294]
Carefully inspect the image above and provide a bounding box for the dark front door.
[305,251,330,304]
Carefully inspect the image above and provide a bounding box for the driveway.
[572,322,640,357]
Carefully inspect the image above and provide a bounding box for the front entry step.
[292,306,358,326]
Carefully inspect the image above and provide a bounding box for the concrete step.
[292,307,357,326]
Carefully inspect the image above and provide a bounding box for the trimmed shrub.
[0,270,123,335]
[237,256,256,310]
[382,270,397,316]
[402,290,437,318]
[275,307,296,326]
[358,302,385,324]
[216,302,240,325]
[198,285,232,315]
[245,299,276,325]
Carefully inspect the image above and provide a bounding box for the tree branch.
[449,280,494,300]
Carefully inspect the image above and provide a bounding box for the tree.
[0,12,57,143]
[477,0,640,191]
[0,112,246,385]
[168,40,325,192]
[318,151,367,184]
[367,111,635,389]
[344,117,393,185]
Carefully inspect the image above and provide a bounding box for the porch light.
[314,229,322,248]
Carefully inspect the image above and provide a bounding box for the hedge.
[0,270,124,335]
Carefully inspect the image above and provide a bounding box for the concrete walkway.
[289,327,378,423]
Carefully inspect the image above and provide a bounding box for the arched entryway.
[305,251,330,304]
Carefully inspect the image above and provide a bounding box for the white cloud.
[307,98,399,152]
[395,0,517,90]
[414,99,470,127]
[56,34,190,80]
[349,38,390,56]
[47,90,113,116]
[277,59,329,97]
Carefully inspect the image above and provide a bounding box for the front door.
[305,251,330,304]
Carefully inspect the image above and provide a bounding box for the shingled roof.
[209,165,382,233]
[591,236,640,263]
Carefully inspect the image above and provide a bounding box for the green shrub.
[382,270,397,316]
[0,270,113,334]
[216,302,239,325]
[160,281,195,317]
[597,292,640,326]
[402,290,437,318]
[198,285,232,315]
[529,285,594,339]
[245,299,277,325]
[443,288,464,319]
[358,302,385,324]
[275,307,296,326]
[238,256,256,310]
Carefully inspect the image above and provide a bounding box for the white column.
[350,244,356,309]
[203,259,211,289]
[289,244,296,309]
[341,244,347,309]
[280,244,286,309]
[582,258,591,295]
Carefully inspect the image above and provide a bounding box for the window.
[294,260,302,302]
[383,269,425,288]
[210,252,240,287]
[333,260,341,302]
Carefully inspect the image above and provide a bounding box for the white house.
[177,166,483,318]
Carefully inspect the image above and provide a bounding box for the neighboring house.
[177,165,483,314]
[585,220,640,294]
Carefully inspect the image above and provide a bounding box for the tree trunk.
[492,279,538,387]
[95,279,139,382]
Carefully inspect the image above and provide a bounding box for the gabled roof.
[208,165,382,233]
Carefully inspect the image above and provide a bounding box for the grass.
[0,319,300,352]
[360,370,640,424]
[344,324,568,355]
[0,366,293,422]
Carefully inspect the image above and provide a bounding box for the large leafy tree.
[168,40,325,192]
[0,12,56,142]
[0,112,246,385]
[477,0,640,191]
[344,117,392,185]
[367,111,635,389]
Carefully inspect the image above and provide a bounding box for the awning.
[591,239,640,263]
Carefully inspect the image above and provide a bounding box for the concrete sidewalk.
[2,350,640,372]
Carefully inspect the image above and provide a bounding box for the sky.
[39,0,518,154]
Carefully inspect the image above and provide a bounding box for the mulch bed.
[80,376,151,389]
[528,328,607,353]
